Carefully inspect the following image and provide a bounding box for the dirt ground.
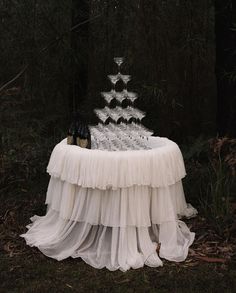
[1,187,236,293]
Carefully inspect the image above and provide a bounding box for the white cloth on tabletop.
[46,136,187,190]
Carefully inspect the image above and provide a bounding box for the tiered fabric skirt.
[20,177,197,271]
[20,137,197,271]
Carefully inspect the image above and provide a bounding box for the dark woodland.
[0,1,236,291]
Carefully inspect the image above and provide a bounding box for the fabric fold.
[46,137,187,190]
[45,177,197,227]
[20,209,195,272]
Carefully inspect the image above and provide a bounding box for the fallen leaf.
[114,278,130,284]
[66,284,73,289]
[9,265,21,272]
[188,248,196,256]
[194,256,227,263]
[195,233,208,243]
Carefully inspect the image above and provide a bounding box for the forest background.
[0,1,236,292]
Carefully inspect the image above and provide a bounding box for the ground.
[1,183,236,293]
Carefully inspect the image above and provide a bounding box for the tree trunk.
[215,0,236,137]
[70,0,89,113]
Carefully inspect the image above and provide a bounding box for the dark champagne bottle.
[67,124,75,145]
[75,122,82,146]
[67,112,91,149]
[79,123,91,149]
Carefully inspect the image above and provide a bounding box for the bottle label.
[67,136,73,145]
[79,138,88,148]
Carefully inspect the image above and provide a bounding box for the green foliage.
[223,68,236,84]
[182,136,236,235]
[198,154,232,234]
[0,92,67,196]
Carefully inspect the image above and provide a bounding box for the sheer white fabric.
[47,137,186,189]
[45,177,196,227]
[20,136,197,271]
[20,177,197,271]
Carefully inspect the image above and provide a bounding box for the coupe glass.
[127,92,138,104]
[127,106,146,121]
[121,108,133,124]
[114,92,126,104]
[90,125,107,149]
[120,74,131,94]
[114,57,124,74]
[94,109,109,124]
[101,92,114,105]
[108,74,120,93]
[109,106,123,123]
[109,112,121,123]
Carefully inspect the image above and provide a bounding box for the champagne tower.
[90,57,153,151]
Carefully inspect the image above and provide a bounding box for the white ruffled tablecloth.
[20,136,197,272]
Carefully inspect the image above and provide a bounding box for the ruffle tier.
[20,209,195,272]
[20,178,197,271]
[45,177,197,227]
[46,137,187,190]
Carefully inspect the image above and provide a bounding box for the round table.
[20,136,197,272]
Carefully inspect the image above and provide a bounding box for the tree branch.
[0,13,101,95]
[0,65,28,94]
